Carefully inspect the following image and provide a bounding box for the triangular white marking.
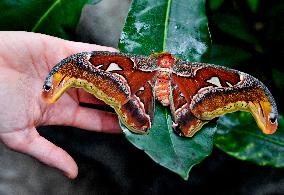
[139,86,145,91]
[106,63,123,72]
[206,77,222,87]
[226,82,233,87]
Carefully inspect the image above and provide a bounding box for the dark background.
[1,0,284,194]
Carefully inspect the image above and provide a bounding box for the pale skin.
[0,31,121,179]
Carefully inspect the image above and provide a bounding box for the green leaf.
[122,104,217,180]
[272,69,284,93]
[0,0,98,39]
[212,13,257,44]
[119,0,214,179]
[208,0,224,11]
[209,44,252,67]
[119,0,211,62]
[215,112,284,167]
[246,0,259,13]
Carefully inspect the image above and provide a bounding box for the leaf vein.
[162,0,172,51]
[32,0,61,32]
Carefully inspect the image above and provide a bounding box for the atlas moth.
[42,51,278,137]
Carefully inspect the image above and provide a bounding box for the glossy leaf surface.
[215,113,284,167]
[122,105,217,180]
[119,0,214,179]
[119,0,210,62]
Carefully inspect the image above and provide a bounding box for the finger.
[65,40,118,54]
[69,107,121,133]
[78,89,106,105]
[68,88,106,105]
[46,103,121,133]
[0,128,78,179]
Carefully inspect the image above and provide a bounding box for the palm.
[0,32,120,178]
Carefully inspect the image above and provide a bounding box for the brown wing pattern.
[42,51,278,137]
[42,51,157,133]
[170,81,209,137]
[171,62,278,136]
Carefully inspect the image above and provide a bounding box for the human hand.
[0,31,121,178]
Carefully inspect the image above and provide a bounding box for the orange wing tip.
[248,101,278,135]
[41,91,57,104]
[263,125,278,134]
[263,115,278,135]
